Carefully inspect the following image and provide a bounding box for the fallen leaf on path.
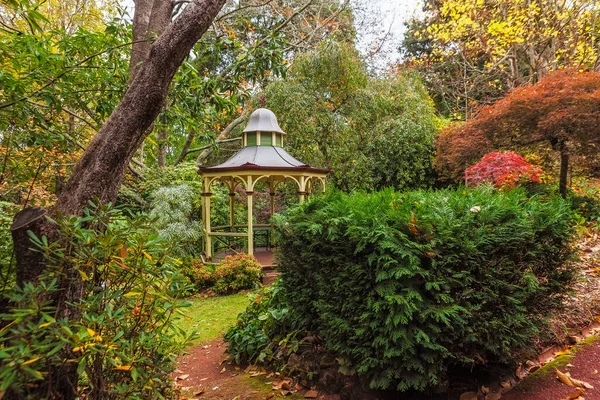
[272,379,283,390]
[265,394,275,400]
[500,380,511,389]
[305,390,319,398]
[177,374,189,380]
[220,367,226,374]
[556,369,575,387]
[555,348,571,357]
[193,389,205,397]
[280,390,291,396]
[211,386,219,391]
[570,377,594,390]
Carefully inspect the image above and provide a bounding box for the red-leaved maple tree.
[465,151,542,188]
[435,69,600,196]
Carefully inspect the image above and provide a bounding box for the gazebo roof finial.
[243,108,285,135]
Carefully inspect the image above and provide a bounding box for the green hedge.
[274,187,575,392]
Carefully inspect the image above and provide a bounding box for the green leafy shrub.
[224,283,293,364]
[213,253,262,295]
[272,187,575,392]
[181,259,216,293]
[0,203,193,398]
[0,201,19,291]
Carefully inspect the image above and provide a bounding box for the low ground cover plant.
[227,187,576,393]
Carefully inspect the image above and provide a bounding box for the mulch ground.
[174,339,339,400]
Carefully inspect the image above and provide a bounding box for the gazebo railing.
[208,224,273,256]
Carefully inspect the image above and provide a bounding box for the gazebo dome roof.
[199,107,329,174]
[199,146,329,173]
[243,108,285,134]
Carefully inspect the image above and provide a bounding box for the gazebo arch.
[198,108,329,258]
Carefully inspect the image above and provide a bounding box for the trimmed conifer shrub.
[273,187,575,392]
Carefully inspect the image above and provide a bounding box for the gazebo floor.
[212,247,277,268]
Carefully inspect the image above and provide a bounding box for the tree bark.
[559,149,569,199]
[129,0,173,81]
[157,128,168,167]
[174,129,196,165]
[8,0,226,397]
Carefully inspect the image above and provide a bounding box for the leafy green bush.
[272,187,575,392]
[0,203,193,398]
[224,283,292,364]
[0,201,19,291]
[213,253,262,295]
[181,259,216,293]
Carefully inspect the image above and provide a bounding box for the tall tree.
[150,0,356,168]
[263,41,439,192]
[7,0,226,397]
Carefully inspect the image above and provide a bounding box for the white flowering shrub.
[149,184,202,256]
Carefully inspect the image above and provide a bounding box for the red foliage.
[474,69,600,148]
[465,151,543,189]
[435,69,600,184]
[434,122,493,183]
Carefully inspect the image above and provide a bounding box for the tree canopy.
[401,0,600,118]
[263,41,440,192]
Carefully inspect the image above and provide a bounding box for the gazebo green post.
[228,178,236,233]
[269,179,276,248]
[246,176,254,256]
[202,177,213,259]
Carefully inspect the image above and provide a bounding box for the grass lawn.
[175,293,250,345]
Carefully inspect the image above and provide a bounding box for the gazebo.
[198,108,329,258]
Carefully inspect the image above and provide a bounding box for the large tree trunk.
[129,0,173,80]
[8,0,226,397]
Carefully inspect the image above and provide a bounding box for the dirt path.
[174,339,338,400]
[503,339,600,400]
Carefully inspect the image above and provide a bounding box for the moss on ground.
[519,334,600,387]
